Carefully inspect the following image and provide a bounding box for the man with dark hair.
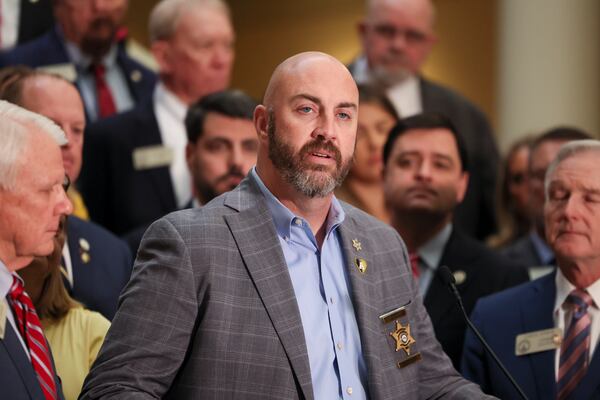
[185,90,258,207]
[350,0,499,240]
[383,112,528,368]
[0,0,156,121]
[502,126,593,269]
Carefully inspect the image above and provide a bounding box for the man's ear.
[254,105,269,142]
[456,171,469,204]
[151,40,171,74]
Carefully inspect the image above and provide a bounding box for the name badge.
[0,301,6,340]
[133,145,173,170]
[515,328,562,356]
[37,63,78,82]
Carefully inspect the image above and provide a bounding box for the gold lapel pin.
[355,258,368,274]
[131,70,142,82]
[352,238,362,252]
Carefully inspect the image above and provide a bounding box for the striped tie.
[8,276,58,400]
[557,289,593,400]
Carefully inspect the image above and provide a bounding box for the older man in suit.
[0,0,156,121]
[79,52,492,399]
[349,0,499,240]
[0,101,72,399]
[463,140,600,399]
[0,67,133,320]
[382,113,528,369]
[80,0,235,252]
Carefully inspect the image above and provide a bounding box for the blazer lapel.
[337,215,385,398]
[1,322,45,399]
[133,101,177,213]
[223,180,314,400]
[519,273,557,400]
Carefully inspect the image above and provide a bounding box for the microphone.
[438,265,529,400]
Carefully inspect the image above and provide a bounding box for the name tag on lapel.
[133,145,173,170]
[515,328,562,356]
[37,63,78,82]
[0,301,6,339]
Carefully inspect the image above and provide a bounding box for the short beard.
[267,111,352,198]
[80,18,118,60]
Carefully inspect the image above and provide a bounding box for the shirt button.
[337,342,343,350]
[346,387,353,395]
[294,218,302,226]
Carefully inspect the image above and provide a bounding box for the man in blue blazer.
[0,101,71,400]
[462,140,600,399]
[0,0,156,121]
[80,0,235,252]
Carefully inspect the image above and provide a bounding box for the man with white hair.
[463,140,600,399]
[80,0,235,252]
[349,0,499,240]
[0,100,72,399]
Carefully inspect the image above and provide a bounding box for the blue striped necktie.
[557,289,594,400]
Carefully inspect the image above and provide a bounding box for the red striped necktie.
[8,276,58,400]
[92,63,117,119]
[557,289,594,400]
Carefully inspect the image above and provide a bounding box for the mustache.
[299,138,342,165]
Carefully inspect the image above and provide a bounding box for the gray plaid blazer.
[79,176,493,399]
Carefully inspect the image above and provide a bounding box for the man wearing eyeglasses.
[348,0,499,241]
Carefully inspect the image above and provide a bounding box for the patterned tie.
[557,289,593,400]
[409,252,420,279]
[92,63,117,118]
[8,276,58,400]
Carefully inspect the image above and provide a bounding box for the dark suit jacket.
[80,97,176,253]
[347,61,499,240]
[80,176,492,399]
[17,0,54,46]
[423,228,529,370]
[0,318,64,399]
[0,25,156,115]
[66,216,133,320]
[462,272,600,399]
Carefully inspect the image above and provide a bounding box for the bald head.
[359,0,437,82]
[263,52,357,109]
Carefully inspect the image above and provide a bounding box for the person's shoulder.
[476,274,551,313]
[453,230,523,268]
[0,29,63,66]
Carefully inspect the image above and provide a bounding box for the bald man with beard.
[80,52,493,400]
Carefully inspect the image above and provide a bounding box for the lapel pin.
[390,320,416,356]
[352,238,362,252]
[81,252,90,264]
[130,69,142,82]
[453,270,466,285]
[79,238,90,252]
[355,258,368,274]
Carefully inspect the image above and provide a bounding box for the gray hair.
[149,0,230,42]
[0,100,66,191]
[544,139,600,199]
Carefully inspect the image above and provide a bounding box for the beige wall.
[126,0,496,127]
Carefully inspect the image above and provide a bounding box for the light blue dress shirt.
[63,33,135,122]
[416,223,453,296]
[251,168,368,399]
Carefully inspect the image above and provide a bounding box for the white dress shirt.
[153,83,192,208]
[553,269,600,378]
[0,260,29,356]
[0,0,19,50]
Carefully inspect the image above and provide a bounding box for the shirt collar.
[153,82,188,122]
[554,268,600,314]
[249,167,345,240]
[529,230,555,265]
[0,259,14,299]
[61,33,118,71]
[418,223,453,271]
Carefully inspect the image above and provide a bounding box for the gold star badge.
[352,238,362,251]
[390,321,416,356]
